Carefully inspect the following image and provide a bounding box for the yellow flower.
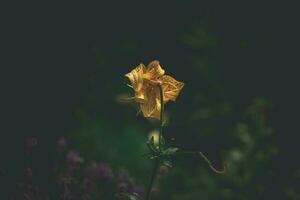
[125,60,184,119]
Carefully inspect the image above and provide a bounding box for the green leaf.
[162,159,173,168]
[122,192,144,200]
[162,147,179,156]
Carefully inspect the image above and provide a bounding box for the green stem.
[175,151,226,174]
[145,84,164,200]
[158,84,164,152]
[145,159,159,200]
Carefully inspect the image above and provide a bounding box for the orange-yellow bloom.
[125,60,184,119]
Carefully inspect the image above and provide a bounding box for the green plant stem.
[145,84,164,200]
[145,159,159,200]
[158,84,164,152]
[175,151,226,174]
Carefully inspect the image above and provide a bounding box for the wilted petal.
[139,87,161,119]
[125,60,184,120]
[125,63,145,93]
[161,75,184,102]
[144,60,165,80]
[135,88,147,103]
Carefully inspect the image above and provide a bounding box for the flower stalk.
[158,84,164,152]
[175,151,226,174]
[145,159,159,200]
[145,84,164,200]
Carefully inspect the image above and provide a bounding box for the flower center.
[143,76,162,86]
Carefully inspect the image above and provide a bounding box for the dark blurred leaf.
[122,192,144,200]
[162,147,179,156]
[162,160,173,168]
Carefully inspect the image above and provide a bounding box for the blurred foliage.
[63,21,300,199]
[69,119,150,181]
[159,97,277,200]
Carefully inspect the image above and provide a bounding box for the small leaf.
[122,192,144,200]
[162,147,179,156]
[162,159,173,168]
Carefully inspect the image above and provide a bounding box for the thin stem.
[145,159,159,200]
[158,84,164,151]
[175,151,226,174]
[145,84,164,200]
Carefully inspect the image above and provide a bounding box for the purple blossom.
[117,182,128,193]
[85,162,114,183]
[115,169,134,194]
[132,184,145,196]
[97,163,114,182]
[85,163,98,181]
[116,168,131,183]
[66,150,84,166]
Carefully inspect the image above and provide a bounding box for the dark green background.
[1,2,299,199]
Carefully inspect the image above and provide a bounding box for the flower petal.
[161,75,184,102]
[144,60,165,80]
[125,63,145,93]
[135,88,147,103]
[139,86,161,120]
